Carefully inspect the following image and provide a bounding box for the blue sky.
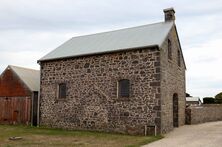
[0,0,222,98]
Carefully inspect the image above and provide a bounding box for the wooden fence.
[0,97,31,125]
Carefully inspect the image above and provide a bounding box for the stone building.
[38,8,186,135]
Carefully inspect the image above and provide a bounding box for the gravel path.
[143,121,222,147]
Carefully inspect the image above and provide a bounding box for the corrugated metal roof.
[9,65,40,92]
[186,97,201,102]
[39,21,174,61]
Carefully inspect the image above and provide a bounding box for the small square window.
[58,83,66,99]
[118,79,130,98]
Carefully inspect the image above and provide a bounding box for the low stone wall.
[185,104,222,124]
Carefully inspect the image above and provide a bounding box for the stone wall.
[160,26,186,133]
[39,47,162,135]
[186,105,222,124]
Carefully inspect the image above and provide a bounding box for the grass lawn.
[0,125,162,147]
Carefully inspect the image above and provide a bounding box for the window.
[58,83,66,99]
[178,50,181,67]
[118,79,130,97]
[168,39,172,59]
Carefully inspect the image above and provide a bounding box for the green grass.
[0,125,162,147]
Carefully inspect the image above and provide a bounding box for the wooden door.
[32,92,38,126]
[0,97,31,125]
[173,93,179,127]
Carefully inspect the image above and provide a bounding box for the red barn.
[0,65,39,126]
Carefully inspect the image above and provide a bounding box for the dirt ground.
[143,121,222,147]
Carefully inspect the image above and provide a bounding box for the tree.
[215,92,222,104]
[215,92,222,99]
[203,97,215,104]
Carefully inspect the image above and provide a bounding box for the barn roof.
[38,21,174,62]
[9,65,40,92]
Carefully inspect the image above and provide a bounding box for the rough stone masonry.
[40,47,162,135]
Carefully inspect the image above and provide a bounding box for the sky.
[0,0,222,98]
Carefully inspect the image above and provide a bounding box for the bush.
[215,92,222,99]
[215,92,222,104]
[203,97,215,104]
[215,99,222,104]
[186,93,191,97]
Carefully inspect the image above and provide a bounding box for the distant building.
[186,97,202,106]
[38,8,186,135]
[0,65,40,126]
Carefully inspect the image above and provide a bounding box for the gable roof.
[38,21,174,62]
[8,65,40,92]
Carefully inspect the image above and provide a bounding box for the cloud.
[0,30,74,72]
[0,0,222,98]
[0,0,162,31]
[0,30,73,51]
[184,39,222,97]
[0,50,41,71]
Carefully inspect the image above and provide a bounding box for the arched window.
[168,39,172,59]
[178,50,181,66]
[118,79,130,97]
[173,93,179,127]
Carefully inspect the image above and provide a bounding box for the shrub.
[186,93,191,97]
[215,92,222,104]
[215,92,222,99]
[203,97,215,104]
[215,99,222,104]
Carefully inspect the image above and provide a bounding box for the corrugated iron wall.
[0,97,31,125]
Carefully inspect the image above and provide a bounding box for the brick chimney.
[163,8,175,21]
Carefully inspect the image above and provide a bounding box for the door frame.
[173,93,179,127]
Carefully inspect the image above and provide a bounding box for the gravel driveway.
[143,121,222,147]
